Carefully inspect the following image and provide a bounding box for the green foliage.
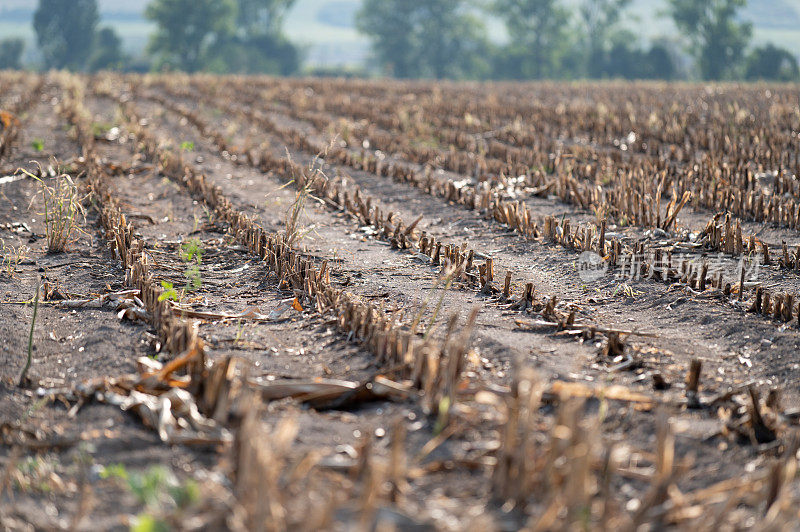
[745,44,800,81]
[356,0,490,79]
[15,454,59,493]
[667,0,752,80]
[100,464,200,516]
[305,64,369,78]
[434,396,451,435]
[33,0,99,70]
[89,27,128,72]
[31,139,44,152]
[644,42,679,80]
[356,0,418,78]
[127,466,170,507]
[235,0,296,36]
[181,238,204,264]
[91,122,112,138]
[489,0,673,80]
[145,0,237,72]
[580,0,632,77]
[130,514,171,532]
[27,171,87,253]
[99,463,129,481]
[598,34,678,79]
[419,1,491,79]
[158,281,180,302]
[181,238,204,291]
[356,0,417,78]
[179,141,195,152]
[100,463,199,529]
[147,0,299,74]
[205,33,300,75]
[0,38,25,70]
[129,466,199,508]
[493,0,574,79]
[167,479,200,509]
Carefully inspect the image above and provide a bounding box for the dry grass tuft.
[25,166,87,253]
[283,147,328,246]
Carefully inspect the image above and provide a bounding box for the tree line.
[0,0,797,81]
[0,0,299,75]
[358,0,799,81]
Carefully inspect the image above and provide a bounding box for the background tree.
[580,0,631,77]
[219,0,300,74]
[33,0,99,70]
[667,0,752,80]
[145,0,236,72]
[745,44,800,81]
[602,30,646,78]
[236,0,295,36]
[493,0,573,79]
[88,28,127,72]
[0,39,25,70]
[357,0,488,79]
[644,42,678,80]
[418,0,490,79]
[356,0,419,78]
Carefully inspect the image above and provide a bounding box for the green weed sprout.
[158,281,180,302]
[181,238,203,291]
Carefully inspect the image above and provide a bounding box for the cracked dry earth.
[2,73,800,530]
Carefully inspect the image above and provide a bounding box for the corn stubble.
[11,72,800,529]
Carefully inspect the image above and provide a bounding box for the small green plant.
[184,266,202,291]
[234,318,246,346]
[157,281,180,302]
[31,138,44,152]
[91,122,112,138]
[201,204,214,224]
[99,463,129,481]
[130,514,170,532]
[24,168,87,253]
[180,141,195,152]
[127,466,170,507]
[434,396,451,435]
[15,455,60,493]
[100,464,199,523]
[181,238,203,291]
[180,238,203,263]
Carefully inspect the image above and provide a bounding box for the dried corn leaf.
[170,305,272,321]
[548,381,655,408]
[253,375,411,409]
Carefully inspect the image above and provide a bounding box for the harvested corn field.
[2,73,800,530]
